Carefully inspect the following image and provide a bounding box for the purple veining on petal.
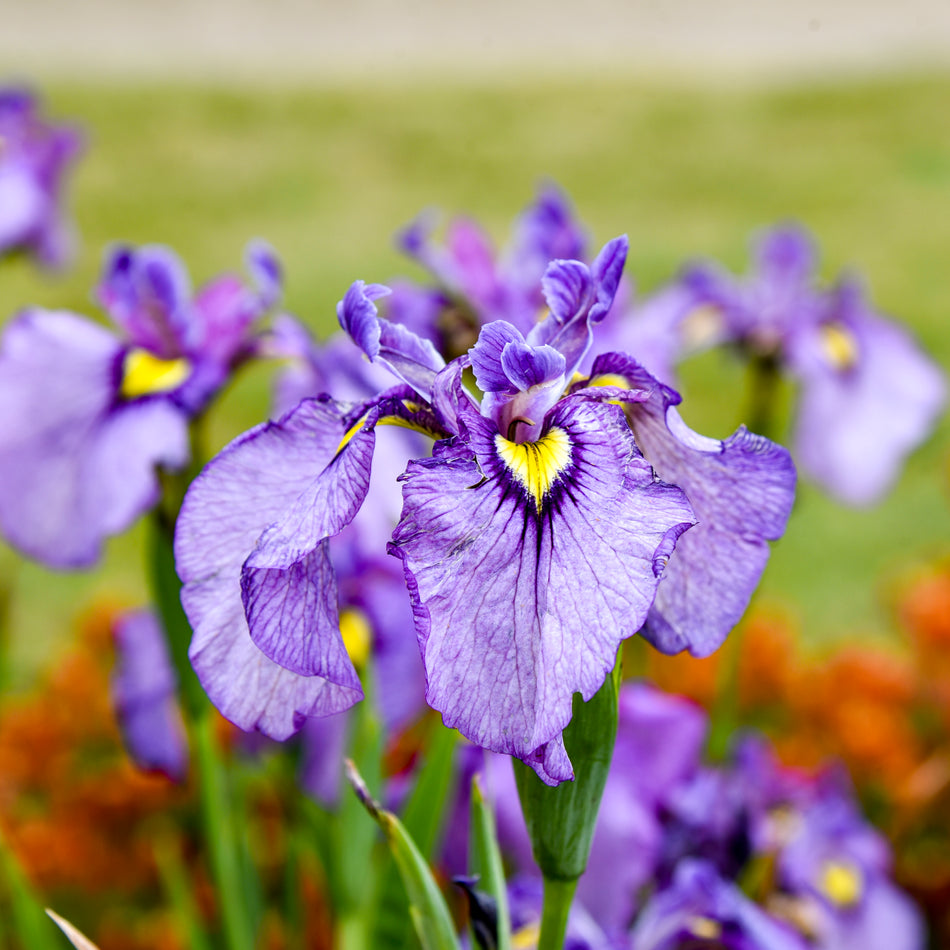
[390,398,694,782]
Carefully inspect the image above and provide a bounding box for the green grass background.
[1,74,948,682]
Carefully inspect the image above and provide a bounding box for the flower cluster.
[176,214,795,784]
[459,683,923,950]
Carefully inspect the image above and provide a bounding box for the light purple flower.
[175,235,793,785]
[626,224,945,505]
[0,241,281,568]
[111,609,188,782]
[0,87,82,268]
[396,183,593,343]
[630,860,810,950]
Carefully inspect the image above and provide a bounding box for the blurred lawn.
[1,73,948,682]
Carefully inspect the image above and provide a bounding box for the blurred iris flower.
[175,234,794,784]
[619,224,946,505]
[0,87,82,268]
[0,240,281,567]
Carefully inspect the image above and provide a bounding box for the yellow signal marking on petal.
[688,916,722,940]
[335,410,442,456]
[819,322,858,370]
[340,608,372,670]
[120,348,190,399]
[495,427,572,513]
[588,373,632,390]
[820,859,863,907]
[511,921,540,949]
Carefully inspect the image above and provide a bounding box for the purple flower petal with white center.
[390,397,694,783]
[111,609,188,782]
[586,353,796,657]
[338,280,445,399]
[175,397,368,737]
[0,309,189,567]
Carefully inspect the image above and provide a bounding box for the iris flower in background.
[619,224,946,505]
[0,87,82,269]
[175,233,794,784]
[0,240,281,567]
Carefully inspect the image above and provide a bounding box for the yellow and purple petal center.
[819,858,863,907]
[120,348,190,399]
[495,426,572,513]
[819,322,859,371]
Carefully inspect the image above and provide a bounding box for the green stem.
[537,876,577,950]
[194,713,255,950]
[743,353,781,442]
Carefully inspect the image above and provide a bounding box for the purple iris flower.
[0,87,82,268]
[768,773,924,950]
[624,224,946,505]
[175,235,794,785]
[111,609,189,782]
[630,860,810,950]
[0,240,281,568]
[397,183,593,343]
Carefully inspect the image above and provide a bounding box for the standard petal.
[390,398,694,781]
[337,280,445,399]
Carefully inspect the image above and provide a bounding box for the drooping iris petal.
[175,397,366,738]
[587,352,796,657]
[337,280,446,399]
[0,309,189,567]
[390,397,694,783]
[111,609,188,782]
[238,389,446,679]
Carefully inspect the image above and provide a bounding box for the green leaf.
[347,760,461,950]
[154,837,215,950]
[147,512,209,719]
[469,775,511,950]
[370,720,460,948]
[0,835,60,950]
